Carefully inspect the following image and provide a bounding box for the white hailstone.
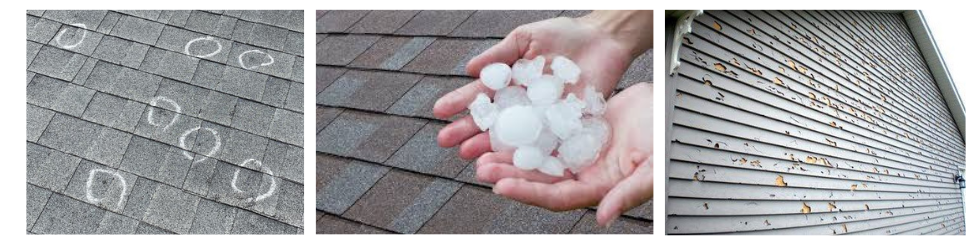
[538,156,566,177]
[468,93,499,131]
[493,86,531,109]
[512,56,545,86]
[582,85,606,116]
[533,127,559,156]
[526,75,564,106]
[551,55,581,84]
[564,93,586,111]
[489,129,515,152]
[494,105,543,147]
[480,63,512,90]
[513,146,545,170]
[558,117,611,172]
[545,98,584,140]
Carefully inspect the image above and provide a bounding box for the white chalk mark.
[54,23,88,49]
[231,158,277,203]
[179,127,221,163]
[183,36,223,58]
[147,96,181,131]
[237,50,274,70]
[85,169,128,210]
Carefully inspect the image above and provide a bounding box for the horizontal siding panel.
[666,10,965,235]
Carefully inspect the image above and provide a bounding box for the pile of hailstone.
[469,56,610,177]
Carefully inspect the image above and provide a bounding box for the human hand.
[475,82,653,226]
[434,11,652,160]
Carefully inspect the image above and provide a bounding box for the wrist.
[579,10,654,59]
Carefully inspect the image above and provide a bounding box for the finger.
[465,29,531,76]
[432,81,495,119]
[477,163,567,184]
[437,115,481,148]
[596,153,653,227]
[458,132,491,160]
[493,178,605,211]
[475,152,567,184]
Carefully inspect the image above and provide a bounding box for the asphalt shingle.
[155,25,232,63]
[315,107,343,133]
[111,15,164,45]
[316,69,422,112]
[316,110,426,163]
[571,210,652,234]
[26,104,55,142]
[315,155,389,214]
[215,64,269,101]
[118,136,193,188]
[26,183,53,230]
[316,11,369,33]
[188,199,240,234]
[231,209,300,234]
[342,170,459,233]
[140,47,201,82]
[402,38,497,76]
[224,41,297,80]
[37,114,99,156]
[81,92,146,133]
[316,213,390,234]
[268,108,304,147]
[386,123,470,178]
[348,11,419,34]
[26,144,81,192]
[231,99,276,136]
[451,10,562,38]
[350,36,435,71]
[92,35,150,68]
[95,211,140,234]
[31,194,106,234]
[183,11,236,38]
[47,24,104,56]
[315,66,347,95]
[261,77,290,108]
[26,15,61,43]
[42,10,107,32]
[85,61,162,103]
[82,126,134,167]
[396,10,474,36]
[141,184,201,234]
[27,45,88,81]
[316,35,380,66]
[63,160,137,213]
[386,76,469,120]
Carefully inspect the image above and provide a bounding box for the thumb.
[596,151,652,227]
[465,28,532,77]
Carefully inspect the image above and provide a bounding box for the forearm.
[580,10,655,59]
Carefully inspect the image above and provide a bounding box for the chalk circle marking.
[231,158,277,203]
[147,96,181,131]
[184,36,223,58]
[54,23,88,49]
[179,127,221,163]
[237,50,274,70]
[85,169,128,210]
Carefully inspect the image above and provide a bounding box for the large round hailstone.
[480,63,512,90]
[468,93,499,131]
[513,146,545,170]
[494,105,543,147]
[526,75,564,105]
[538,156,566,177]
[489,129,515,152]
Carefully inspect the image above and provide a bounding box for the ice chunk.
[581,116,611,146]
[513,146,545,170]
[558,117,610,172]
[582,85,606,115]
[494,86,531,109]
[538,156,566,177]
[526,75,564,106]
[495,105,543,146]
[534,128,559,156]
[480,63,512,90]
[468,93,499,131]
[545,99,583,140]
[557,133,600,172]
[551,56,581,84]
[564,93,586,111]
[512,56,545,86]
[489,130,515,152]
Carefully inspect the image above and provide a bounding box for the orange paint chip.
[714,63,727,72]
[712,21,723,31]
[773,77,784,86]
[801,203,812,214]
[775,175,788,187]
[805,156,817,164]
[828,202,837,212]
[787,60,798,70]
[807,92,816,100]
[851,184,857,191]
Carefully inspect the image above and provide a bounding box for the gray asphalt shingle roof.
[315,10,653,234]
[26,10,304,235]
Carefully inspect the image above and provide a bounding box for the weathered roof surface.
[665,10,966,235]
[315,10,653,234]
[26,10,304,234]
